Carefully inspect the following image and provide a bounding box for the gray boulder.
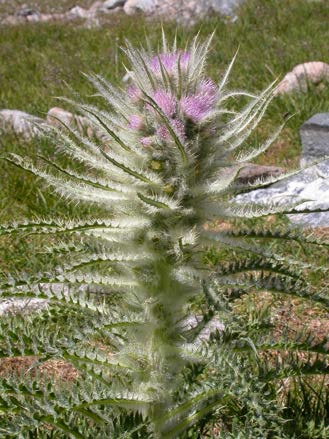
[235,113,329,228]
[124,0,242,20]
[300,113,329,166]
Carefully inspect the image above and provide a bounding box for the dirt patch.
[0,356,80,381]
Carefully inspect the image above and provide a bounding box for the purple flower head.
[129,114,144,131]
[180,78,218,123]
[198,79,218,102]
[127,85,142,103]
[156,119,185,142]
[151,89,177,118]
[140,136,153,147]
[149,51,190,76]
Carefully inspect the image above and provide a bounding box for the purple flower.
[198,79,218,102]
[151,89,177,118]
[180,78,218,123]
[129,114,144,130]
[149,51,190,76]
[127,85,142,103]
[156,119,185,142]
[140,136,153,147]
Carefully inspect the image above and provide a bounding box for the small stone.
[275,62,329,95]
[1,15,25,25]
[47,107,102,139]
[236,163,284,184]
[16,7,39,17]
[38,13,60,23]
[47,107,75,127]
[180,315,225,346]
[300,113,329,166]
[210,0,243,16]
[26,13,41,22]
[123,0,158,15]
[90,1,104,12]
[67,6,91,19]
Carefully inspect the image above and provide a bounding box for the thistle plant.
[0,33,328,438]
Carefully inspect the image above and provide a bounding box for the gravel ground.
[0,0,96,16]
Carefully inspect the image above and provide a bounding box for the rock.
[236,163,284,184]
[67,6,91,19]
[211,0,242,16]
[11,7,41,23]
[16,7,39,18]
[123,0,157,15]
[0,107,104,140]
[123,0,242,21]
[26,13,42,23]
[1,3,106,26]
[275,62,329,95]
[1,15,25,25]
[90,1,105,11]
[47,107,94,137]
[0,283,86,317]
[300,113,329,166]
[38,13,65,23]
[234,114,329,228]
[0,109,44,139]
[235,161,329,227]
[181,315,225,345]
[102,0,126,10]
[1,0,242,26]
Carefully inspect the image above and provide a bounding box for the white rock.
[211,0,242,16]
[275,62,329,95]
[47,107,94,136]
[47,107,108,139]
[235,159,329,228]
[0,109,44,139]
[123,0,158,15]
[90,1,105,11]
[181,315,225,346]
[67,6,91,19]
